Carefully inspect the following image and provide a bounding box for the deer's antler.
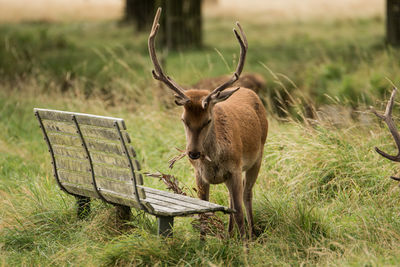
[148,8,189,103]
[202,22,248,108]
[372,87,400,181]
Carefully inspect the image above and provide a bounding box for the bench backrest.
[34,108,151,211]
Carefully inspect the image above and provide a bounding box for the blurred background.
[0,0,395,121]
[0,0,384,23]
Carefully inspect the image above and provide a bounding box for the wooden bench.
[34,108,233,236]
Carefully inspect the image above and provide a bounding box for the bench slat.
[35,108,126,130]
[145,191,208,210]
[62,183,143,210]
[43,120,132,145]
[145,197,195,213]
[98,188,177,215]
[55,157,132,182]
[61,183,99,199]
[48,133,136,158]
[58,170,136,196]
[58,169,92,187]
[139,186,228,210]
[53,145,130,169]
[99,188,146,210]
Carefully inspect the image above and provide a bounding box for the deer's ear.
[174,95,189,106]
[211,87,240,104]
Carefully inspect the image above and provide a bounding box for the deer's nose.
[188,151,201,160]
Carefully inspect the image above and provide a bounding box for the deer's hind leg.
[243,156,262,238]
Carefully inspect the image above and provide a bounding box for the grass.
[2,14,400,266]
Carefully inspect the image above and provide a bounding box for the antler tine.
[202,22,248,107]
[148,7,189,102]
[373,87,400,162]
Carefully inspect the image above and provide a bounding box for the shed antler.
[372,87,400,181]
[202,22,248,108]
[148,7,189,103]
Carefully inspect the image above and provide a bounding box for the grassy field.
[1,13,400,266]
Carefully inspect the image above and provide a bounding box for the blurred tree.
[158,0,203,50]
[124,0,202,50]
[124,0,155,32]
[387,0,400,45]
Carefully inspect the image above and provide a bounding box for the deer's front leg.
[225,171,245,237]
[196,172,210,238]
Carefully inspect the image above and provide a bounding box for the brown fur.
[181,87,268,237]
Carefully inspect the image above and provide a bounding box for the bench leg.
[76,196,91,219]
[157,216,174,237]
[115,205,131,229]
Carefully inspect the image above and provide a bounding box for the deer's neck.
[203,120,221,160]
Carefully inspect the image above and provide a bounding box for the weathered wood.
[140,186,232,211]
[133,159,143,184]
[53,145,131,169]
[55,157,132,182]
[58,169,92,186]
[56,157,91,173]
[63,182,146,210]
[62,183,99,199]
[42,120,132,144]
[76,195,91,219]
[145,197,194,212]
[48,133,136,158]
[157,216,174,237]
[145,192,210,210]
[58,169,137,196]
[99,188,146,210]
[97,177,135,196]
[34,108,126,129]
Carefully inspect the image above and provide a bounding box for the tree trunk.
[387,0,400,45]
[158,0,203,50]
[124,0,203,49]
[124,0,156,32]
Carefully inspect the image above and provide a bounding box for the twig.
[168,147,187,169]
[145,171,188,196]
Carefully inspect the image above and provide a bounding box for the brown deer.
[148,8,268,237]
[372,87,400,181]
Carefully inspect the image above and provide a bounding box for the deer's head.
[148,8,247,160]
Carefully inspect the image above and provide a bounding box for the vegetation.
[1,15,400,266]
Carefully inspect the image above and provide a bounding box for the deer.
[148,8,268,238]
[372,87,400,181]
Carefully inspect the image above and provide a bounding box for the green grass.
[2,15,400,266]
[1,16,400,110]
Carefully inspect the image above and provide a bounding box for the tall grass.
[2,15,400,266]
[1,16,399,110]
